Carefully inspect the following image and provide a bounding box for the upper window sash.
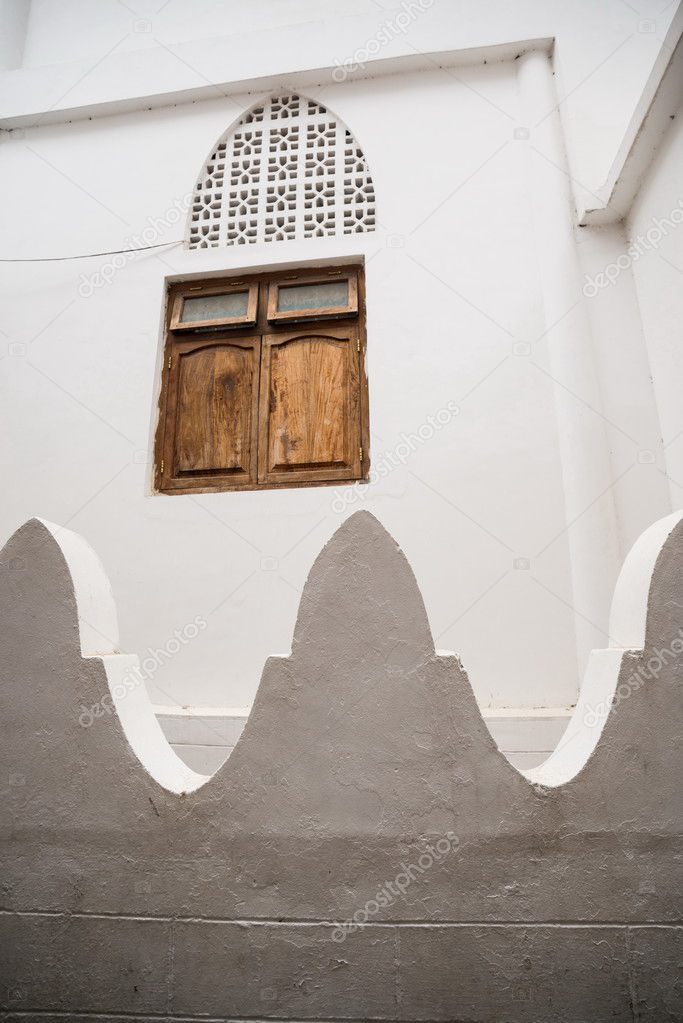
[169,281,258,331]
[267,272,358,322]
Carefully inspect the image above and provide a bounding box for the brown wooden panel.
[258,325,362,484]
[161,336,260,490]
[155,263,369,494]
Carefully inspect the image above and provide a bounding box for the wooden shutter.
[161,336,260,490]
[156,265,369,494]
[258,324,362,484]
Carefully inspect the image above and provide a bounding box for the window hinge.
[160,459,164,475]
[359,446,363,463]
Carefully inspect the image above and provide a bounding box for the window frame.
[154,263,370,495]
[169,280,259,331]
[266,271,358,323]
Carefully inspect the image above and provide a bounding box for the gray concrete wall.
[0,511,681,1020]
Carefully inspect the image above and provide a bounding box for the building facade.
[2,0,683,733]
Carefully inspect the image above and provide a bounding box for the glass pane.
[180,291,249,323]
[277,279,348,313]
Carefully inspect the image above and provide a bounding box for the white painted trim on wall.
[16,505,683,791]
[0,37,552,129]
[525,508,683,787]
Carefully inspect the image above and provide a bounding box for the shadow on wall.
[0,509,682,1018]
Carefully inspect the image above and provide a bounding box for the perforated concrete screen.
[188,94,376,248]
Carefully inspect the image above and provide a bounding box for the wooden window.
[169,281,258,330]
[266,273,357,322]
[155,266,369,494]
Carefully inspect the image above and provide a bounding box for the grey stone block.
[398,924,633,1021]
[630,925,683,1021]
[0,914,170,1014]
[172,921,397,1017]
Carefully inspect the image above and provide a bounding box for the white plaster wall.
[1,0,680,712]
[0,0,29,70]
[575,221,671,558]
[15,0,678,206]
[628,100,683,509]
[0,63,585,709]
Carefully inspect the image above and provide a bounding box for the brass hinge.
[359,446,363,463]
[357,338,361,353]
[160,459,164,474]
[167,354,172,370]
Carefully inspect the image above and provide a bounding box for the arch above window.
[187,94,376,249]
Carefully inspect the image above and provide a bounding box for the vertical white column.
[0,0,30,70]
[518,48,620,677]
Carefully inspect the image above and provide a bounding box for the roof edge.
[0,36,553,131]
[579,4,683,226]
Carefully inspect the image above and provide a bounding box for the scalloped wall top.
[0,508,681,928]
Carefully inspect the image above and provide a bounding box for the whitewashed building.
[2,0,683,768]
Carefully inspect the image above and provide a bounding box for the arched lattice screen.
[188,94,376,249]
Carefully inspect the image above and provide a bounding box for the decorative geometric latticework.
[188,95,376,249]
